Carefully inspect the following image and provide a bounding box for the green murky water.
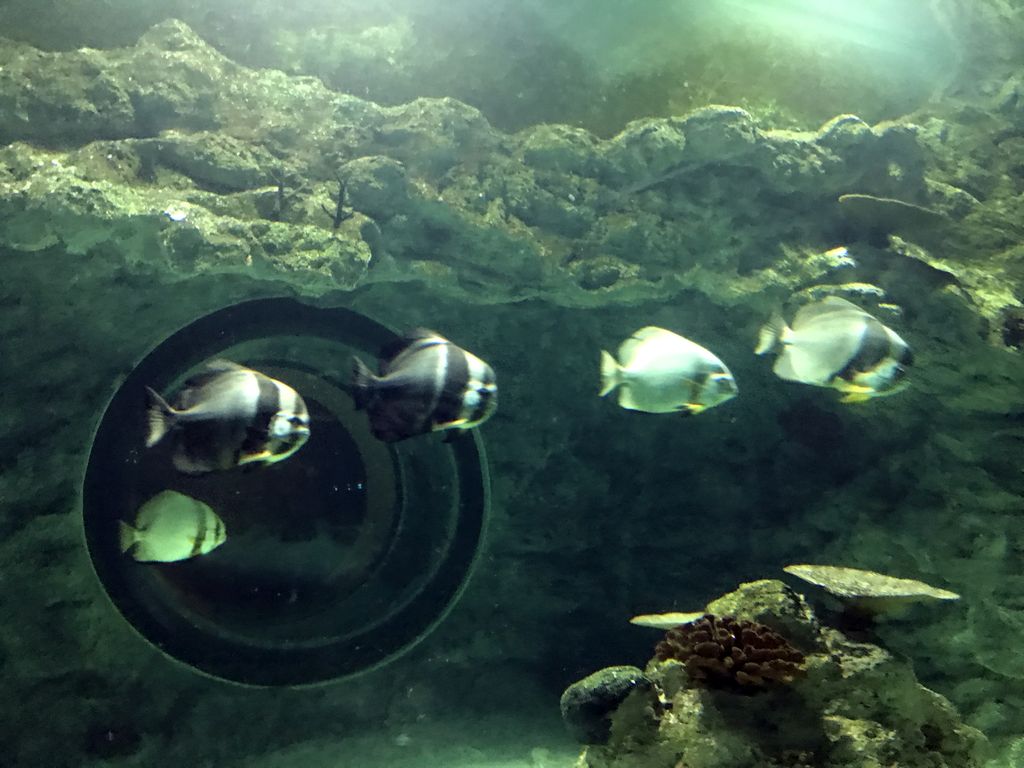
[1,1,1023,767]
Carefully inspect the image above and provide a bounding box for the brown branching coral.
[654,614,805,692]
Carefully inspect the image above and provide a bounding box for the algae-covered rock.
[560,666,654,745]
[809,632,986,768]
[705,579,821,650]
[375,97,501,177]
[0,21,226,146]
[0,42,137,145]
[989,736,1024,768]
[0,141,372,291]
[600,117,687,187]
[2,19,1005,319]
[144,131,275,192]
[838,192,951,248]
[519,123,604,177]
[341,156,410,219]
[576,580,987,768]
[817,114,874,151]
[676,106,761,167]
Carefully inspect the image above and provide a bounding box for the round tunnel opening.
[81,298,489,686]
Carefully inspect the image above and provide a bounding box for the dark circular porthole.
[82,298,490,686]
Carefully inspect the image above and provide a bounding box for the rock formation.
[571,581,988,768]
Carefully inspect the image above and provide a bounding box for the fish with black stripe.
[119,490,227,562]
[599,326,738,414]
[351,329,497,443]
[755,296,913,403]
[145,359,311,474]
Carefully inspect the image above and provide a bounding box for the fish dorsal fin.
[791,296,867,329]
[617,326,680,363]
[204,359,248,373]
[180,359,248,393]
[378,329,447,366]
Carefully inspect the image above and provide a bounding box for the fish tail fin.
[351,357,377,410]
[754,315,789,355]
[144,387,176,447]
[598,350,621,397]
[118,521,138,554]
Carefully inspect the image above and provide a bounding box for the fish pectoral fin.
[834,380,875,393]
[434,417,469,430]
[681,403,705,415]
[131,541,159,562]
[837,384,876,404]
[237,449,275,465]
[839,392,874,404]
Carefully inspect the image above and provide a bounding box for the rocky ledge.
[2,19,1014,324]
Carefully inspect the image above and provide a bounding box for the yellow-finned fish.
[352,329,497,443]
[146,359,310,474]
[599,326,738,415]
[119,490,227,563]
[755,296,912,403]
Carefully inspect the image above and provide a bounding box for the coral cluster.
[653,614,805,691]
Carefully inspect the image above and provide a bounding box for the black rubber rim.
[81,297,489,686]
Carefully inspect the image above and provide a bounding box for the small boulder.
[342,156,410,219]
[560,665,653,744]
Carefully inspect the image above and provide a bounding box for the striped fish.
[145,359,310,474]
[351,329,497,443]
[755,296,913,403]
[119,490,226,563]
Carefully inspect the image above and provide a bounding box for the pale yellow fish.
[119,490,226,563]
